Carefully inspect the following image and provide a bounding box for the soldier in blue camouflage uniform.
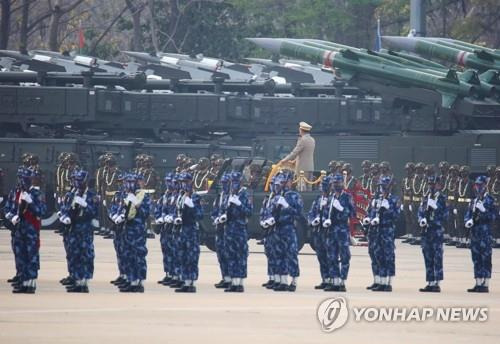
[260,176,278,289]
[465,176,497,293]
[418,175,448,293]
[221,172,253,292]
[212,173,231,289]
[154,172,177,286]
[269,171,303,292]
[363,176,400,292]
[323,174,355,292]
[166,173,184,289]
[175,173,204,293]
[108,174,128,288]
[113,173,151,293]
[308,175,331,290]
[4,167,46,293]
[58,170,98,293]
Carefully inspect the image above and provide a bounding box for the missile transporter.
[0,40,499,249]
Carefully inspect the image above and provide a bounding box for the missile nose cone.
[245,38,283,54]
[381,36,417,52]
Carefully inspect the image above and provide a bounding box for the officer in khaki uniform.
[279,122,315,191]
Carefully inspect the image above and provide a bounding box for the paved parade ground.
[0,229,499,344]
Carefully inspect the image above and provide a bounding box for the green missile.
[247,38,475,108]
[382,36,500,72]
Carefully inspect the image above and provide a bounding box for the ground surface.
[0,230,499,344]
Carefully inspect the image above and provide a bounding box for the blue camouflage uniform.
[212,173,230,283]
[223,172,253,290]
[175,173,203,292]
[366,177,400,290]
[59,176,98,284]
[272,173,303,289]
[4,167,46,292]
[323,186,355,285]
[308,176,331,285]
[109,187,127,279]
[418,176,448,289]
[259,181,278,285]
[465,176,497,291]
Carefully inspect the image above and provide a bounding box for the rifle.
[421,191,437,235]
[466,193,484,238]
[13,186,28,231]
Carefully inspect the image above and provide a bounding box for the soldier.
[212,173,231,289]
[141,155,160,239]
[109,174,128,289]
[58,170,98,293]
[167,173,185,289]
[269,171,303,292]
[95,153,109,235]
[342,163,360,240]
[418,175,448,293]
[368,163,380,195]
[445,164,460,246]
[175,154,187,173]
[323,174,355,292]
[260,175,278,289]
[363,176,400,292]
[113,173,151,293]
[359,160,372,192]
[193,157,211,191]
[28,154,44,190]
[456,165,473,248]
[379,161,393,179]
[133,154,145,175]
[102,155,121,238]
[174,173,203,293]
[486,165,496,192]
[401,162,415,242]
[154,173,177,286]
[409,162,425,245]
[327,160,338,176]
[465,176,497,293]
[308,175,331,290]
[4,167,46,293]
[489,167,500,248]
[220,172,253,292]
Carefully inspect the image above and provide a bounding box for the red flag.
[78,26,85,49]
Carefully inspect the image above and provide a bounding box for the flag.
[78,25,85,50]
[374,18,382,52]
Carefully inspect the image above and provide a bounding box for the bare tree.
[0,0,12,49]
[47,0,84,51]
[125,0,144,51]
[19,0,29,53]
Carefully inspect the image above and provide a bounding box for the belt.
[403,196,411,201]
[458,197,471,203]
[142,189,156,194]
[448,196,455,201]
[412,197,422,202]
[105,191,117,196]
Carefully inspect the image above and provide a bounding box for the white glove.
[20,191,33,204]
[54,193,57,199]
[102,199,107,207]
[332,199,344,212]
[400,204,404,212]
[5,212,14,220]
[229,195,242,206]
[465,219,474,228]
[0,196,3,203]
[260,220,270,229]
[371,217,380,226]
[219,214,227,223]
[322,219,332,228]
[11,214,20,225]
[362,217,371,226]
[74,196,87,208]
[381,199,390,210]
[277,196,289,208]
[184,196,194,208]
[61,216,71,225]
[114,214,125,224]
[155,217,165,225]
[213,217,220,226]
[419,218,428,227]
[174,217,183,225]
[320,197,327,207]
[266,217,275,226]
[475,200,486,213]
[126,193,139,206]
[453,208,458,215]
[57,196,62,204]
[409,204,413,212]
[427,198,437,210]
[371,199,377,207]
[164,215,173,224]
[111,213,119,222]
[311,217,320,226]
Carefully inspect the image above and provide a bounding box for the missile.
[246,37,476,108]
[382,36,500,72]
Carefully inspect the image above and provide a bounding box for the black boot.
[175,285,196,293]
[7,275,19,283]
[324,284,340,292]
[67,285,89,293]
[315,282,327,290]
[288,284,297,292]
[215,280,229,289]
[12,286,36,294]
[110,276,124,285]
[266,281,278,289]
[120,284,144,293]
[366,283,379,290]
[467,285,480,293]
[273,283,288,291]
[261,280,274,288]
[372,284,392,292]
[224,285,244,293]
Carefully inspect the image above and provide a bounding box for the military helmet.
[459,165,470,174]
[197,157,210,170]
[176,154,187,163]
[449,164,459,171]
[378,175,392,186]
[328,160,337,169]
[370,163,379,170]
[342,163,352,173]
[415,162,425,170]
[210,153,222,162]
[405,162,415,170]
[486,164,495,174]
[361,160,372,168]
[438,161,450,169]
[380,161,391,169]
